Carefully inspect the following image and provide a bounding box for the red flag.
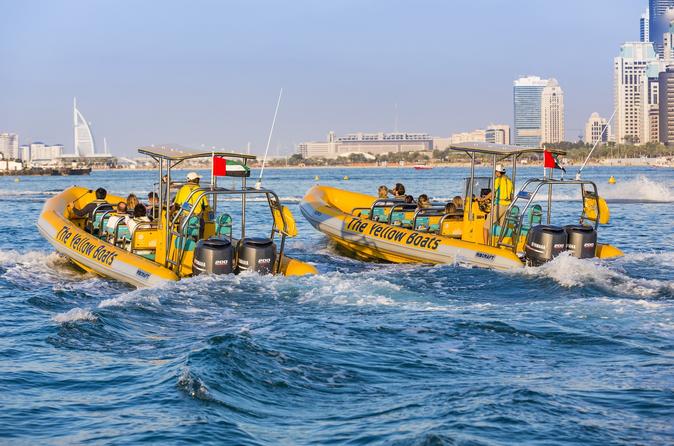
[212,155,227,176]
[544,149,566,172]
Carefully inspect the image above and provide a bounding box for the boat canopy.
[449,142,566,156]
[138,145,257,161]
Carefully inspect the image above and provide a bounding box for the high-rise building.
[73,98,96,157]
[540,79,565,144]
[299,131,433,158]
[513,75,548,147]
[584,113,611,144]
[658,67,674,145]
[485,124,511,145]
[649,0,674,56]
[19,145,30,161]
[29,142,63,161]
[641,8,650,42]
[614,42,663,144]
[0,133,19,159]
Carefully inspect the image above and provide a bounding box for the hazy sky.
[1,0,643,156]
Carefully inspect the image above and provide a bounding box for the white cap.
[495,164,506,173]
[186,171,202,181]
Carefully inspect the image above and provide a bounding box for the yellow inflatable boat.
[300,143,623,270]
[37,147,316,288]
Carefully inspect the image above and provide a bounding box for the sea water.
[0,166,672,445]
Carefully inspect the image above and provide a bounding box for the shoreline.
[84,159,673,172]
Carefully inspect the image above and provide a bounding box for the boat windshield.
[465,176,492,200]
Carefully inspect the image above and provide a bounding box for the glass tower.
[649,0,674,56]
[513,76,548,147]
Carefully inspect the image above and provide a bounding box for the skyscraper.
[0,133,19,159]
[513,75,548,147]
[584,113,610,144]
[649,0,674,56]
[540,79,565,145]
[641,9,650,42]
[614,42,662,144]
[659,67,674,145]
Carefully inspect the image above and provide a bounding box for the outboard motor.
[564,225,597,259]
[193,238,234,275]
[237,237,277,274]
[524,225,567,266]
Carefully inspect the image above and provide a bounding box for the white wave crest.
[518,252,674,298]
[549,175,674,202]
[0,189,58,197]
[52,307,97,323]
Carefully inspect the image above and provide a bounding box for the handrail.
[168,186,289,275]
[495,178,600,252]
[387,203,417,226]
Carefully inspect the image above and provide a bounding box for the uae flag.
[543,149,566,172]
[212,155,251,177]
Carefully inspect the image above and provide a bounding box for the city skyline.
[1,1,644,156]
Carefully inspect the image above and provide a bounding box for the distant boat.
[413,165,433,170]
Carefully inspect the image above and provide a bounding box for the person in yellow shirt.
[174,172,210,216]
[479,164,513,243]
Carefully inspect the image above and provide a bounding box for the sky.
[1,0,644,157]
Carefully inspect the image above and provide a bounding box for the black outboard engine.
[524,225,567,266]
[564,225,597,259]
[237,237,277,274]
[193,238,234,275]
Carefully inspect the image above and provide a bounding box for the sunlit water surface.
[0,166,673,445]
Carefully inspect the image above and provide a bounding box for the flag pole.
[256,88,283,190]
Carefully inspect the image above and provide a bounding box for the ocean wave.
[518,252,674,298]
[0,189,58,197]
[52,307,97,323]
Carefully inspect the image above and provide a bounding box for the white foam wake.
[52,307,97,323]
[518,251,674,298]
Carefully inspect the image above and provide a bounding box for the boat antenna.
[576,108,616,180]
[255,88,283,190]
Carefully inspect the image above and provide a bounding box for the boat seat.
[88,205,114,235]
[493,205,520,237]
[415,216,430,232]
[131,224,159,259]
[174,216,201,252]
[215,213,232,238]
[390,211,413,228]
[520,204,543,237]
[371,207,387,222]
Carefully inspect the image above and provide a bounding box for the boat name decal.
[55,225,118,266]
[136,269,150,279]
[345,218,441,250]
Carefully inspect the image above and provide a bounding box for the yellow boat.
[300,143,623,270]
[37,147,316,288]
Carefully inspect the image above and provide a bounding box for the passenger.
[452,195,463,211]
[391,183,406,198]
[71,187,108,220]
[105,201,128,236]
[444,202,462,220]
[478,164,513,243]
[378,185,389,199]
[126,203,151,236]
[147,191,160,220]
[404,195,414,204]
[417,194,430,209]
[174,172,210,216]
[126,194,140,214]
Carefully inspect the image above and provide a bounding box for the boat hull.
[37,186,179,287]
[300,185,524,270]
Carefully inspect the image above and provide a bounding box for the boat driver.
[479,164,513,243]
[174,172,210,216]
